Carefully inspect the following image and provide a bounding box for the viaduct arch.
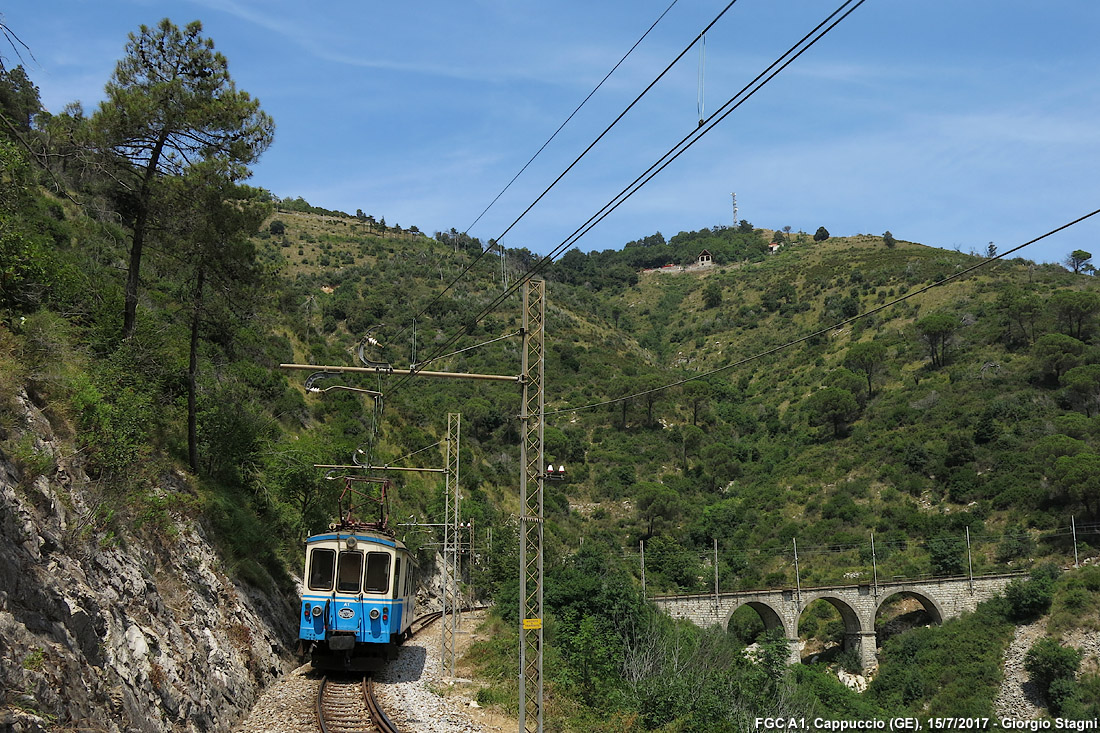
[651,573,1021,672]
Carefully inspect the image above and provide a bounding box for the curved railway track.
[317,676,372,733]
[315,607,486,733]
[317,675,399,733]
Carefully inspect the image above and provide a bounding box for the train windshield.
[308,548,336,591]
[337,551,363,593]
[364,552,391,593]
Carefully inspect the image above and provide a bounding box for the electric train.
[298,526,416,671]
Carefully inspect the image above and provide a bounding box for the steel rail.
[314,608,489,733]
[317,675,374,733]
[365,677,399,733]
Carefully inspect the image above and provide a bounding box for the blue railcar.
[298,528,416,671]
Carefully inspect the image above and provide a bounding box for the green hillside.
[3,36,1100,728]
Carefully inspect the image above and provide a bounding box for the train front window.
[308,548,335,591]
[337,551,363,593]
[364,552,391,593]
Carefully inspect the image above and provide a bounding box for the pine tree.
[92,19,274,339]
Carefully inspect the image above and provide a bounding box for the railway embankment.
[0,387,298,732]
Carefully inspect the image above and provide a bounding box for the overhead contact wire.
[464,0,682,236]
[545,0,868,271]
[391,0,686,347]
[391,0,867,396]
[489,0,742,246]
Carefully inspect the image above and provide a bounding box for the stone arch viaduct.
[651,572,1023,672]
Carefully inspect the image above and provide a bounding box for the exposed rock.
[0,388,298,731]
[994,620,1046,720]
[837,669,868,693]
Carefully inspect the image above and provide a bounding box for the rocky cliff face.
[0,389,298,732]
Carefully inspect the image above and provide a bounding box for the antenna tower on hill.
[731,192,738,227]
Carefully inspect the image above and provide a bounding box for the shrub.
[1004,564,1059,622]
[870,603,1012,715]
[1048,567,1100,634]
[1025,637,1080,712]
[996,525,1034,563]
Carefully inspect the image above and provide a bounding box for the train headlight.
[346,536,357,549]
[369,609,380,620]
[312,605,322,617]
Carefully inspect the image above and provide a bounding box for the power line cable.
[489,0,742,248]
[389,0,867,396]
[391,0,737,347]
[412,330,520,370]
[536,0,869,278]
[464,0,682,237]
[618,523,1091,569]
[384,440,444,466]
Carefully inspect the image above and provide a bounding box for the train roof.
[305,528,408,552]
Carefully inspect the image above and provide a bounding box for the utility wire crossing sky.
[6,1,1100,264]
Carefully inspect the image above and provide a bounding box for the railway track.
[315,608,486,733]
[317,676,373,733]
[317,675,399,733]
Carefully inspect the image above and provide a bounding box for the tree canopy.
[916,312,961,368]
[92,18,274,339]
[1065,249,1093,275]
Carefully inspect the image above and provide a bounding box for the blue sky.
[6,1,1100,265]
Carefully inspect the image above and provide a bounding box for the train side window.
[364,552,391,593]
[394,558,403,597]
[337,551,363,593]
[308,548,336,591]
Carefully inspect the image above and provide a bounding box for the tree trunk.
[122,220,145,340]
[122,131,169,340]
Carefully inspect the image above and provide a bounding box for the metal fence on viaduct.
[650,572,1024,672]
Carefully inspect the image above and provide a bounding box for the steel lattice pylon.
[518,280,545,733]
[441,412,461,676]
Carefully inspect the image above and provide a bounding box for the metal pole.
[793,539,801,604]
[713,538,720,623]
[450,412,462,676]
[871,532,878,597]
[518,281,546,733]
[1073,517,1080,569]
[280,362,519,382]
[966,527,974,592]
[441,450,450,675]
[640,540,646,596]
[440,413,461,676]
[314,464,447,472]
